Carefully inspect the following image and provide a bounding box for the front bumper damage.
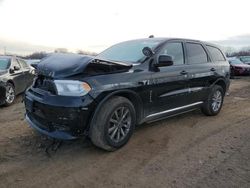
[25,87,96,140]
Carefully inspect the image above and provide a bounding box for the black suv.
[0,56,35,106]
[24,38,230,151]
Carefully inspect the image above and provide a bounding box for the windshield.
[229,59,243,64]
[239,56,250,63]
[0,58,10,70]
[97,39,163,64]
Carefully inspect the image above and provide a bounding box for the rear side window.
[159,42,184,65]
[12,58,21,69]
[186,43,208,64]
[18,59,29,69]
[206,45,225,61]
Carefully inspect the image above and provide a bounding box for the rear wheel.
[89,96,136,151]
[201,85,224,116]
[3,83,15,106]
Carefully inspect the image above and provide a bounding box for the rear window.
[0,58,10,70]
[186,43,208,64]
[18,59,29,69]
[206,45,225,61]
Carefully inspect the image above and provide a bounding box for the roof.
[125,37,201,43]
[124,37,221,47]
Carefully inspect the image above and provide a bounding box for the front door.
[149,42,190,118]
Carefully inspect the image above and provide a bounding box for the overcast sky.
[0,0,250,52]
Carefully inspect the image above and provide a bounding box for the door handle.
[180,70,188,75]
[210,68,216,71]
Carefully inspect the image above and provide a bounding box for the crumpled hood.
[0,70,7,76]
[37,53,94,78]
[37,53,133,79]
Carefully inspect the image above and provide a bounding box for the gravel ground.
[0,77,250,188]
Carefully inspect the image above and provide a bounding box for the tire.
[3,82,16,106]
[201,85,224,116]
[89,96,136,151]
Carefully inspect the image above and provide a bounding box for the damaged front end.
[25,53,133,140]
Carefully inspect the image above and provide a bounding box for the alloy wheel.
[108,106,132,143]
[211,90,222,112]
[5,85,15,104]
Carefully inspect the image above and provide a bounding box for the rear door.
[17,59,34,89]
[184,42,215,103]
[149,41,190,116]
[205,44,229,74]
[10,58,25,94]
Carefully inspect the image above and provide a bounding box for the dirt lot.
[0,77,250,188]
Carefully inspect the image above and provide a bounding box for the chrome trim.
[160,87,203,98]
[159,88,189,98]
[146,101,203,118]
[146,108,197,124]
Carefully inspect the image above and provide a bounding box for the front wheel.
[201,85,224,116]
[89,96,136,151]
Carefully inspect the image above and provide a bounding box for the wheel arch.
[211,78,227,94]
[7,80,15,88]
[88,89,144,133]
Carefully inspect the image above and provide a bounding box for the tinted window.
[186,43,208,64]
[206,45,225,61]
[159,42,184,65]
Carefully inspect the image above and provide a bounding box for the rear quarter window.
[206,45,225,62]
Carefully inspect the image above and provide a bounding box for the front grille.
[33,76,57,94]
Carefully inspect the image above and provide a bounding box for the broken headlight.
[54,80,91,96]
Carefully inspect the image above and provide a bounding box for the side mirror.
[14,66,20,71]
[155,55,174,67]
[9,68,15,74]
[142,47,154,57]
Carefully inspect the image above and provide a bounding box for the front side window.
[206,45,225,61]
[12,58,21,69]
[158,42,184,65]
[186,43,208,64]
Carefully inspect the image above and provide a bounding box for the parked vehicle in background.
[237,56,250,65]
[24,38,230,151]
[228,57,250,76]
[0,56,35,106]
[26,59,40,69]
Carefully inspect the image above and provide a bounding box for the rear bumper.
[24,87,96,140]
